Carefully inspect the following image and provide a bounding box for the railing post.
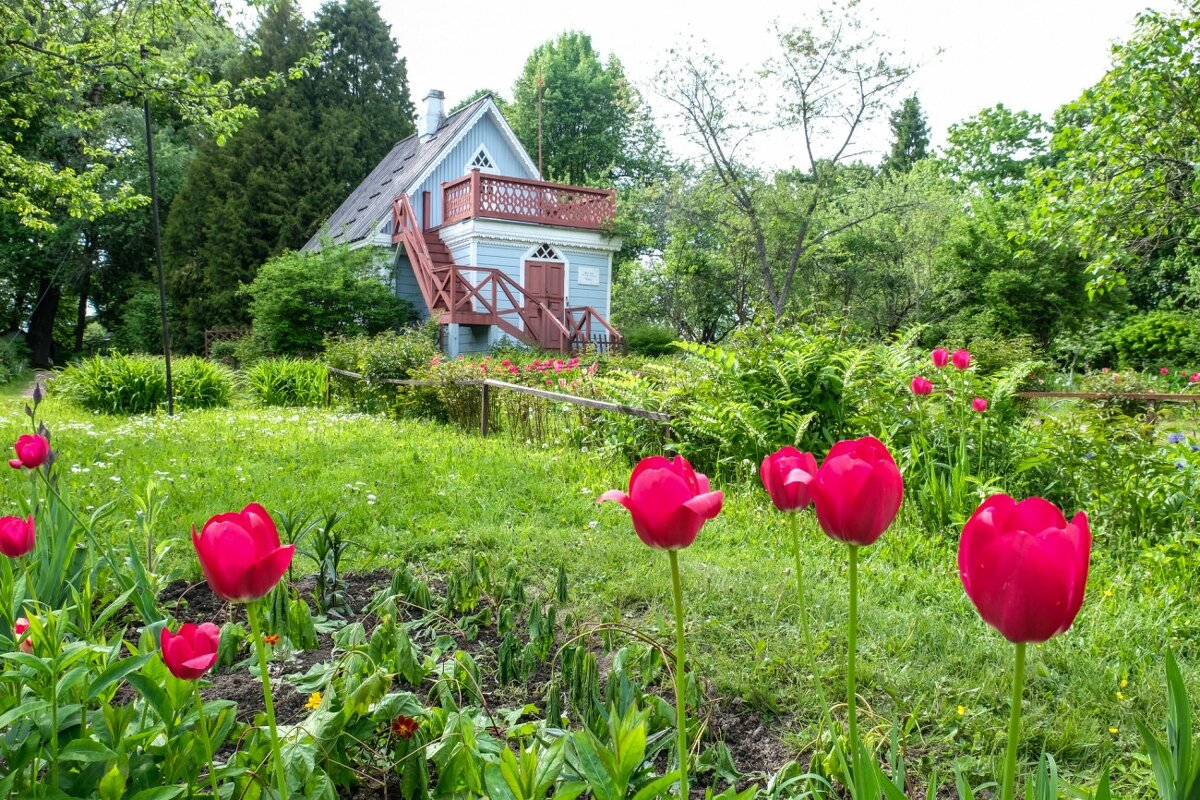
[471,169,481,218]
[480,382,490,436]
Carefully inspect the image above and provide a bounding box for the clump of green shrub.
[624,323,678,357]
[1112,310,1200,370]
[247,358,327,407]
[0,335,28,384]
[323,322,441,416]
[55,353,234,414]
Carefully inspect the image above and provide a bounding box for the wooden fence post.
[480,382,490,436]
[325,369,332,407]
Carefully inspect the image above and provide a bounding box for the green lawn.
[0,396,1190,795]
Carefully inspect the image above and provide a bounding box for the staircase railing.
[391,195,436,311]
[428,266,576,350]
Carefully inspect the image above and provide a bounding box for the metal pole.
[142,51,174,415]
[480,382,490,436]
[537,73,544,178]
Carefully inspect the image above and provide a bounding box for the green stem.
[1002,642,1027,800]
[194,682,221,797]
[248,601,289,800]
[668,550,689,799]
[789,513,831,728]
[846,544,859,750]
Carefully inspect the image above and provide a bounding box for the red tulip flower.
[810,437,904,548]
[0,515,35,558]
[910,376,932,396]
[1161,367,1170,375]
[160,623,221,680]
[598,455,723,550]
[760,447,817,512]
[951,349,971,370]
[972,397,988,413]
[192,503,294,603]
[13,617,32,654]
[9,434,49,470]
[931,348,949,368]
[599,455,723,797]
[958,494,1091,644]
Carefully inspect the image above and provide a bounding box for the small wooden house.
[304,90,623,355]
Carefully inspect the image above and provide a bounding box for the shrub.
[324,322,441,416]
[247,358,327,406]
[1112,311,1200,370]
[0,334,28,384]
[110,286,170,354]
[245,245,413,355]
[624,323,678,357]
[55,353,234,414]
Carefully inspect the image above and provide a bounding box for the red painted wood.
[422,191,431,232]
[440,173,616,229]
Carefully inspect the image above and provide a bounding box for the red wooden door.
[524,260,566,347]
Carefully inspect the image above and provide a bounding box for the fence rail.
[1015,391,1200,402]
[325,367,672,435]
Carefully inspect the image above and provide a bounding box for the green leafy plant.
[246,357,328,406]
[1137,650,1200,800]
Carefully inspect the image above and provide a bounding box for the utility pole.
[142,46,174,415]
[537,72,544,178]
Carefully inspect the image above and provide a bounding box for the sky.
[311,0,1180,169]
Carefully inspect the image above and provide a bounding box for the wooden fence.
[325,366,671,437]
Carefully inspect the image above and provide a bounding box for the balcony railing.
[441,169,616,230]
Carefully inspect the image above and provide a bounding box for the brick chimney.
[420,90,445,142]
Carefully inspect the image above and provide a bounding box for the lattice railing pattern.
[441,171,615,230]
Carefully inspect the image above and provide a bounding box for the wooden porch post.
[470,168,481,218]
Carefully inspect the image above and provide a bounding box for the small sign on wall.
[578,267,601,286]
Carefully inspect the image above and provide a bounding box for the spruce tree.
[163,0,414,352]
[882,95,931,174]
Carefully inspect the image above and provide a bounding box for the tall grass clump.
[247,357,327,406]
[55,353,234,414]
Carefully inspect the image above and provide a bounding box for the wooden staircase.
[391,194,623,352]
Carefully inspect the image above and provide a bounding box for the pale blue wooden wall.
[412,113,535,230]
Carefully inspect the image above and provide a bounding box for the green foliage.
[1137,651,1200,800]
[940,104,1050,196]
[109,286,169,355]
[244,245,410,355]
[246,357,327,406]
[323,323,441,415]
[55,353,234,414]
[163,0,415,352]
[0,335,28,384]
[1112,311,1200,370]
[1034,6,1200,296]
[509,31,666,184]
[882,95,931,174]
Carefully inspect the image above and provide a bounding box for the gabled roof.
[303,95,537,252]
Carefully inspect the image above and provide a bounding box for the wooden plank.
[1015,391,1200,401]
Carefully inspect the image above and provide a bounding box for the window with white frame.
[465,145,498,174]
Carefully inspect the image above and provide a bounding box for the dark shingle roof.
[303,96,490,251]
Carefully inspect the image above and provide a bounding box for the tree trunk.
[26,279,61,367]
[74,272,91,352]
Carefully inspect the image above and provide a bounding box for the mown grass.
[0,396,1193,795]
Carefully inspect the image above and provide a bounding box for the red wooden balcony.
[441,169,616,230]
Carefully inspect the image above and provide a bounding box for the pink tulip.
[9,434,49,470]
[13,617,32,654]
[958,495,1090,643]
[931,348,950,368]
[810,437,904,547]
[599,456,723,550]
[910,376,933,395]
[952,349,971,370]
[973,397,988,413]
[160,622,221,680]
[0,515,35,558]
[760,447,818,512]
[1161,367,1170,375]
[192,503,294,603]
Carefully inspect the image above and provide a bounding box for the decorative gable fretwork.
[530,243,561,261]
[467,146,497,173]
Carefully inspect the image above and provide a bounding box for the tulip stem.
[846,543,859,751]
[194,682,221,797]
[1002,642,1027,800]
[668,549,689,799]
[790,513,831,731]
[248,601,289,800]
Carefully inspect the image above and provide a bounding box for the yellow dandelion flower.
[1116,691,1125,700]
[1109,727,1119,734]
[1103,589,1114,598]
[305,692,322,710]
[1121,678,1128,689]
[957,705,965,716]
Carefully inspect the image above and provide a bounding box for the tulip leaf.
[59,738,118,762]
[88,652,154,700]
[126,673,173,724]
[126,787,186,800]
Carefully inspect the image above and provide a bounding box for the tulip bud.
[972,397,988,413]
[760,447,818,512]
[0,515,35,558]
[931,348,950,368]
[810,437,904,547]
[951,349,971,370]
[910,376,933,395]
[13,617,33,654]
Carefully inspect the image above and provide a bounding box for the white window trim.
[519,242,571,313]
[465,144,499,175]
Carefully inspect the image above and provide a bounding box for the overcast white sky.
[321,0,1179,169]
